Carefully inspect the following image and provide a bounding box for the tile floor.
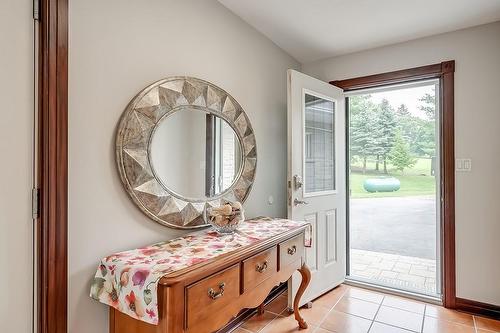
[351,249,437,295]
[234,284,500,333]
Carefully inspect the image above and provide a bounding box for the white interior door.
[287,69,346,307]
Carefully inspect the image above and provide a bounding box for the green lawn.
[350,158,436,198]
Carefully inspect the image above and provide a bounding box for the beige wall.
[303,21,500,306]
[68,1,299,332]
[0,1,33,332]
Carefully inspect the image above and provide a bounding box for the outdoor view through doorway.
[347,80,440,297]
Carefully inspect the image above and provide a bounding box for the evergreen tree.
[349,95,378,173]
[417,88,437,174]
[394,103,415,157]
[418,87,436,120]
[415,121,435,157]
[396,104,411,118]
[389,131,416,172]
[395,104,425,156]
[375,99,397,174]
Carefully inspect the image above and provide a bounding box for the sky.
[364,83,437,120]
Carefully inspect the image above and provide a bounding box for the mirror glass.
[150,108,242,199]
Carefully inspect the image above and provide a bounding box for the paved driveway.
[350,196,437,259]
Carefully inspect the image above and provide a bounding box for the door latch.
[32,188,40,219]
[33,0,40,20]
[293,175,303,190]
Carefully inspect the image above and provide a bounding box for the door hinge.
[32,188,40,219]
[33,0,40,20]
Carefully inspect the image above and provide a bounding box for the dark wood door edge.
[331,61,456,309]
[37,0,69,332]
[216,283,287,333]
[456,297,500,320]
[441,67,455,309]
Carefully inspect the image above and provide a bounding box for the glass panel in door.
[304,93,336,195]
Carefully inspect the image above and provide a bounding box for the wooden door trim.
[330,62,454,90]
[331,61,456,308]
[37,0,69,332]
[455,298,500,320]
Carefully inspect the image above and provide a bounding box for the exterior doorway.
[330,61,456,306]
[346,80,441,297]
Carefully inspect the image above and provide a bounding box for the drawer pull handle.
[208,282,225,300]
[256,261,268,273]
[287,245,297,255]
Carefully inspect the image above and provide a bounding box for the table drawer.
[242,246,277,292]
[279,234,304,268]
[185,264,240,328]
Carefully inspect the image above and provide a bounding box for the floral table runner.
[90,218,311,325]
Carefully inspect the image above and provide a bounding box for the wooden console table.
[109,226,311,333]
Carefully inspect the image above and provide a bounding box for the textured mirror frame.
[116,77,257,229]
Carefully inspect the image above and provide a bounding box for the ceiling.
[218,0,500,63]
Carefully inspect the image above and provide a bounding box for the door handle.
[294,198,309,206]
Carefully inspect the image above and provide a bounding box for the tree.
[417,88,437,175]
[396,104,411,118]
[415,121,435,157]
[375,99,397,174]
[394,104,427,156]
[389,131,416,173]
[395,103,417,153]
[349,95,379,173]
[418,87,436,120]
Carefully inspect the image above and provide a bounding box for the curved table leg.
[293,262,311,329]
[257,303,265,315]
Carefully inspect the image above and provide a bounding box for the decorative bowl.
[205,203,244,234]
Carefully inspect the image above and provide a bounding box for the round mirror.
[150,108,243,200]
[116,77,257,229]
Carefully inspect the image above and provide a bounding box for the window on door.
[346,80,441,297]
[304,93,336,195]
